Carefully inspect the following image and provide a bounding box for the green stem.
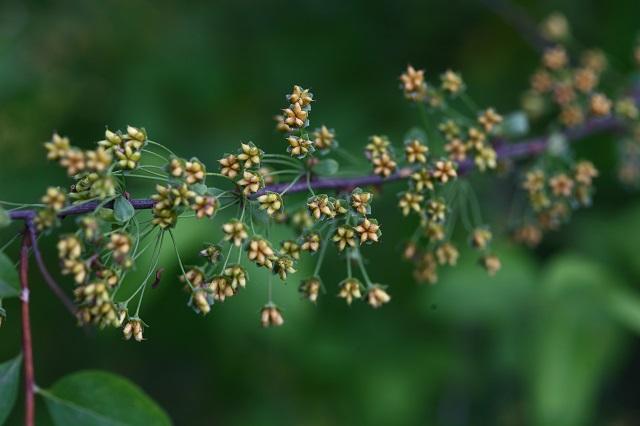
[249,203,256,234]
[355,247,373,287]
[0,232,21,252]
[221,244,233,272]
[141,148,168,162]
[279,174,303,196]
[263,158,303,169]
[0,201,45,207]
[207,172,233,180]
[113,173,166,182]
[313,225,335,277]
[266,169,302,176]
[459,92,480,114]
[417,102,443,155]
[464,181,483,226]
[146,140,177,157]
[134,232,165,315]
[168,229,194,290]
[136,167,168,178]
[306,172,316,197]
[122,230,163,304]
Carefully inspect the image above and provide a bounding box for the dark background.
[2,0,640,425]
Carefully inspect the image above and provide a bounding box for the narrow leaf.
[42,370,172,426]
[113,197,135,223]
[0,353,22,425]
[0,251,19,299]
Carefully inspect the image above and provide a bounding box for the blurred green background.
[2,0,640,425]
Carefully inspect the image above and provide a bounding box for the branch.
[5,114,626,222]
[19,229,35,426]
[26,220,77,317]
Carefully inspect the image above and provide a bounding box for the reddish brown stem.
[20,229,35,426]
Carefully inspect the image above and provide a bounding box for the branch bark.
[19,229,35,426]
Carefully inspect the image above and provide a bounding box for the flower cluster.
[394,65,506,281]
[522,24,617,128]
[514,160,599,244]
[8,17,637,339]
[275,85,338,156]
[152,155,219,229]
[57,223,131,329]
[178,242,250,315]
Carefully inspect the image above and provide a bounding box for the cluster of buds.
[41,130,128,227]
[517,160,599,240]
[401,66,502,175]
[469,228,501,276]
[260,304,284,327]
[218,142,266,197]
[107,232,133,267]
[181,245,249,313]
[273,85,342,158]
[57,219,131,327]
[152,156,218,228]
[97,126,147,169]
[365,135,398,178]
[295,186,384,305]
[522,22,619,127]
[123,319,144,341]
[394,64,510,282]
[34,186,67,230]
[75,280,120,328]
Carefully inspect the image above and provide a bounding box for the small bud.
[127,125,146,142]
[481,255,501,276]
[338,278,363,305]
[260,304,284,327]
[199,244,223,263]
[123,319,144,341]
[470,228,492,250]
[403,242,417,260]
[366,285,391,308]
[299,278,322,303]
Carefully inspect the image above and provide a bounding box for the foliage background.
[1,0,640,424]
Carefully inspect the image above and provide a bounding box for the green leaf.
[42,370,172,426]
[312,159,339,176]
[606,286,640,333]
[0,353,22,425]
[531,256,622,426]
[0,251,19,299]
[0,206,10,229]
[207,187,226,197]
[113,197,135,223]
[191,183,208,195]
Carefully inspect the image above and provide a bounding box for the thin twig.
[26,220,77,317]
